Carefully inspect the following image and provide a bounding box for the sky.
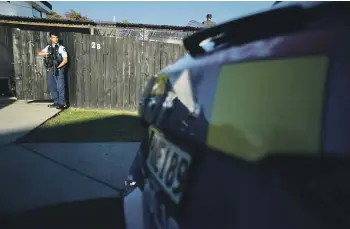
[52,1,274,26]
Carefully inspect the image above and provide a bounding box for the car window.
[199,39,215,52]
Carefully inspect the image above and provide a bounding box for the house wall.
[0,1,50,18]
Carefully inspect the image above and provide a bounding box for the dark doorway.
[0,79,13,97]
[0,41,15,97]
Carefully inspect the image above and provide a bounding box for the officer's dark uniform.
[41,44,67,106]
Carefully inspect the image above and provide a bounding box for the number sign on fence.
[91,42,101,50]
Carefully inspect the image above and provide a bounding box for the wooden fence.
[73,33,186,110]
[0,26,14,96]
[11,29,186,110]
[12,29,57,100]
[0,26,13,79]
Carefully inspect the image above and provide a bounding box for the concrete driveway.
[0,99,140,225]
[0,99,60,146]
[0,142,138,215]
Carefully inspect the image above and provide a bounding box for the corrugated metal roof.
[0,14,200,31]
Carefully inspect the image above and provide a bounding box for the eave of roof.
[0,14,200,31]
[0,14,94,26]
[0,20,91,28]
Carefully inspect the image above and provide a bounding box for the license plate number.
[147,131,191,204]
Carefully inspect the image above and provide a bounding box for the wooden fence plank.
[109,36,115,109]
[96,35,105,109]
[104,36,112,109]
[0,27,14,97]
[138,40,144,97]
[122,39,130,110]
[129,39,136,110]
[152,41,157,77]
[64,32,77,106]
[125,38,130,110]
[160,42,166,70]
[172,43,178,63]
[32,31,40,99]
[70,33,77,106]
[89,35,97,108]
[176,44,184,63]
[38,31,47,100]
[27,30,34,99]
[110,37,118,110]
[12,28,23,99]
[68,33,74,105]
[74,33,83,107]
[27,30,35,99]
[135,39,142,108]
[141,41,147,91]
[141,40,149,93]
[21,30,29,99]
[82,34,91,108]
[116,38,124,110]
[154,42,162,74]
[93,35,100,108]
[39,31,49,99]
[19,30,26,99]
[61,32,69,104]
[148,41,154,81]
[180,44,186,57]
[122,40,128,110]
[165,43,173,67]
[102,37,107,109]
[166,43,173,66]
[95,35,102,108]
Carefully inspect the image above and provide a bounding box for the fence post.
[90,26,94,35]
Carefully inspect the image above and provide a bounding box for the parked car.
[123,1,350,229]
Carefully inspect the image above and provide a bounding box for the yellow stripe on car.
[207,56,329,161]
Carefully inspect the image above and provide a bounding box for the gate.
[0,26,14,97]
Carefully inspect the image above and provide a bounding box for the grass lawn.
[18,108,146,143]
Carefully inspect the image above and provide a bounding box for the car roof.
[271,1,323,9]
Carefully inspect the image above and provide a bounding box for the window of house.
[32,7,42,18]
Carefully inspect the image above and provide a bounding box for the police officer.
[202,14,216,27]
[38,31,68,109]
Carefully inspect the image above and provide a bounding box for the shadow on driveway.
[0,197,125,229]
[17,113,146,143]
[0,97,16,111]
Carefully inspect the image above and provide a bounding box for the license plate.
[147,130,192,204]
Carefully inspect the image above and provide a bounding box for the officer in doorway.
[38,31,68,109]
